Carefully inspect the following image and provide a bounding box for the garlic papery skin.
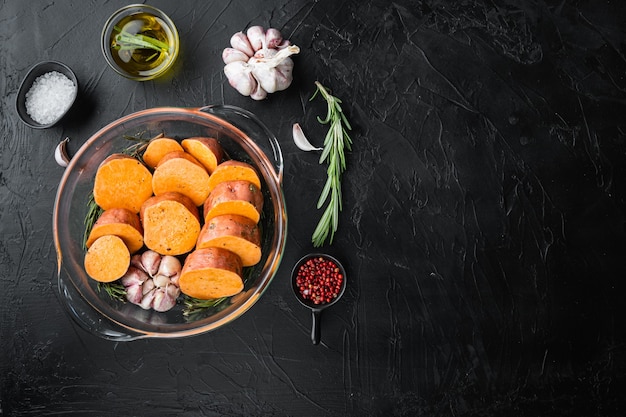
[250,46,299,94]
[223,27,299,100]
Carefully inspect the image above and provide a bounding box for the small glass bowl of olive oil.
[101,4,179,81]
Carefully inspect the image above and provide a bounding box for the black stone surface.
[1,1,625,415]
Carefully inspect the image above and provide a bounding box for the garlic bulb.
[223,26,300,100]
[121,250,182,312]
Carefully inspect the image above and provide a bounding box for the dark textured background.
[1,0,626,415]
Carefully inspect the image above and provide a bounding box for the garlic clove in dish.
[123,250,181,312]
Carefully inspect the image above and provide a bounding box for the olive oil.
[109,12,177,78]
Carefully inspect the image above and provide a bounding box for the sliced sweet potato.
[196,214,261,266]
[84,235,131,283]
[86,208,144,254]
[93,153,153,213]
[179,247,244,299]
[203,180,264,224]
[140,192,201,256]
[181,137,224,174]
[152,151,210,206]
[207,160,262,192]
[142,137,184,168]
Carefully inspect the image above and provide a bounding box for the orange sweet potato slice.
[142,137,184,168]
[207,160,261,192]
[179,247,244,299]
[84,235,131,283]
[93,154,153,213]
[140,192,201,256]
[86,208,144,253]
[203,180,263,224]
[152,151,210,206]
[196,214,261,266]
[181,137,224,174]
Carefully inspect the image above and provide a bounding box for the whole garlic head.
[223,26,300,100]
[122,250,182,312]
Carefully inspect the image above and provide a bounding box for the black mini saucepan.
[291,253,347,345]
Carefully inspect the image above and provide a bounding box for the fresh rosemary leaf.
[97,281,127,302]
[310,81,353,247]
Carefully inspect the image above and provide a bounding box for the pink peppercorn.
[295,256,344,305]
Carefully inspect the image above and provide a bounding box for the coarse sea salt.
[25,71,76,125]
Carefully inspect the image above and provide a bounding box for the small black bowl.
[292,253,347,345]
[16,61,78,129]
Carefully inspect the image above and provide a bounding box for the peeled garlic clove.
[246,26,266,51]
[55,137,71,167]
[140,250,161,277]
[222,47,250,64]
[230,31,254,57]
[293,123,322,151]
[265,28,283,49]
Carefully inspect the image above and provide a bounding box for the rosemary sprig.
[183,296,228,317]
[310,81,353,247]
[97,281,127,302]
[113,26,169,54]
[83,193,103,250]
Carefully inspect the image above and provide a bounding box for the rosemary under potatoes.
[310,82,353,247]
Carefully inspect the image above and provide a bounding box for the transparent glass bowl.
[101,4,179,81]
[53,106,287,340]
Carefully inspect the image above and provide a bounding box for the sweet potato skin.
[196,214,262,266]
[179,247,244,299]
[207,160,262,192]
[84,235,131,282]
[140,192,201,256]
[143,137,184,168]
[86,208,144,253]
[181,137,224,174]
[93,154,153,213]
[203,180,264,224]
[152,151,210,206]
